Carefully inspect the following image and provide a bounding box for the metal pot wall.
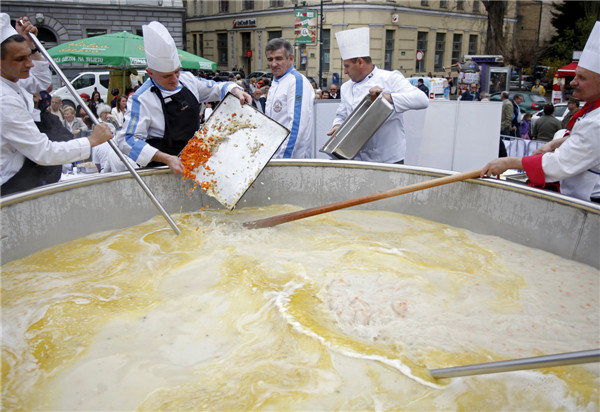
[1,160,599,268]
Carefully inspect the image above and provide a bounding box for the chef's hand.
[87,123,113,147]
[165,155,184,175]
[16,17,38,42]
[326,124,340,136]
[152,152,184,175]
[532,136,568,155]
[480,157,523,178]
[368,86,392,104]
[231,87,252,106]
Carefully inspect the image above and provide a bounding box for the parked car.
[489,91,547,113]
[197,70,216,80]
[245,71,272,88]
[247,71,270,81]
[52,71,110,108]
[214,70,244,82]
[531,101,584,128]
[509,75,534,91]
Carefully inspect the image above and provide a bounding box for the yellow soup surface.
[2,206,598,411]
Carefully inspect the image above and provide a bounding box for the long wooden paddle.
[243,168,482,229]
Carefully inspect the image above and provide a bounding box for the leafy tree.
[545,1,600,61]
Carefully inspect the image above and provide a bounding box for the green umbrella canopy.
[47,31,216,71]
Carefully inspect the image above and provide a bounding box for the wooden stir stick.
[243,168,482,229]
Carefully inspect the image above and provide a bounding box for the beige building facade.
[186,0,517,86]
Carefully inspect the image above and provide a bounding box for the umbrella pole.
[26,28,181,235]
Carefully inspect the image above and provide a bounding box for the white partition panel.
[416,100,502,171]
[314,99,341,159]
[312,99,501,172]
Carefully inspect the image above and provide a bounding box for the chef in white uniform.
[114,21,250,174]
[481,21,600,203]
[0,13,113,195]
[264,37,315,158]
[327,27,429,164]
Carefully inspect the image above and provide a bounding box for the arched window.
[36,27,58,49]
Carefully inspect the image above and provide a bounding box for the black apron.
[1,112,74,197]
[146,81,200,167]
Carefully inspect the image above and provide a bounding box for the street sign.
[416,50,424,61]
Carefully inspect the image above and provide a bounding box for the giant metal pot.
[2,160,599,268]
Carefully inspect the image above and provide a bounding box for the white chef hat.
[142,21,180,72]
[1,13,19,44]
[335,27,370,60]
[579,21,600,74]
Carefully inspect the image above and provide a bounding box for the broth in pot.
[2,206,598,410]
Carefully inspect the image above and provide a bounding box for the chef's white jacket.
[542,106,600,201]
[115,72,238,166]
[265,67,315,159]
[0,62,90,185]
[333,67,429,163]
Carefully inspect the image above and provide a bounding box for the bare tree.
[481,0,508,55]
[506,38,545,69]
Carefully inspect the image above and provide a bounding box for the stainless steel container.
[2,161,599,269]
[320,93,393,159]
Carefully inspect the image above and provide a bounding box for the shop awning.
[556,62,578,77]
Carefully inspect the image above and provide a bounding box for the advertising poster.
[294,9,317,45]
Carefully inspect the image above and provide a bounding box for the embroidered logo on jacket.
[273,99,283,113]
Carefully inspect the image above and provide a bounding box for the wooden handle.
[243,168,482,229]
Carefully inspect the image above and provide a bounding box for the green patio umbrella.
[47,31,217,70]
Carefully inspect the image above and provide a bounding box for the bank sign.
[233,18,256,28]
[294,9,317,45]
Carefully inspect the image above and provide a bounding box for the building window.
[451,33,462,65]
[218,33,228,65]
[434,32,445,72]
[440,0,447,8]
[457,0,464,10]
[468,34,478,54]
[421,0,429,5]
[384,30,394,70]
[219,0,229,12]
[193,33,204,57]
[36,27,58,49]
[270,0,283,7]
[86,28,106,37]
[416,31,427,73]
[243,0,254,10]
[322,29,330,75]
[193,0,198,15]
[473,0,479,12]
[268,31,282,41]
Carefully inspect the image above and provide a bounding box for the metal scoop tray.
[181,92,290,210]
[320,93,393,159]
